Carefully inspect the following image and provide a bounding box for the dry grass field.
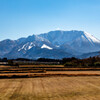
[1,65,100,78]
[0,65,100,99]
[0,76,100,100]
[1,71,100,78]
[19,65,64,68]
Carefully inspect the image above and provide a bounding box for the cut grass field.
[1,71,100,78]
[19,65,64,68]
[1,65,100,78]
[0,65,100,99]
[0,76,100,100]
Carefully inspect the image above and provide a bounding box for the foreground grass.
[0,76,100,100]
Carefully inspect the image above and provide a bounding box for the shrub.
[94,62,100,67]
[8,60,13,65]
[64,62,73,66]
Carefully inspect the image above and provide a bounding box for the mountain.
[0,30,100,59]
[39,30,100,54]
[79,51,100,59]
[0,37,29,57]
[0,39,17,56]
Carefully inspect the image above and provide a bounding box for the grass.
[19,64,64,68]
[1,65,100,78]
[0,71,100,78]
[1,65,100,99]
[0,76,100,100]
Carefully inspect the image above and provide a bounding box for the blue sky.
[0,0,100,40]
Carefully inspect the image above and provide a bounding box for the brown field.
[1,71,100,79]
[0,65,100,99]
[0,76,100,100]
[19,65,64,68]
[1,65,100,78]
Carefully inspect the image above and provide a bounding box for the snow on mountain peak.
[41,44,53,50]
[18,42,36,51]
[83,31,100,43]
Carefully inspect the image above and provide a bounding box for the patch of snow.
[30,42,33,45]
[18,44,26,51]
[41,44,53,50]
[18,49,21,51]
[84,32,100,43]
[22,44,26,49]
[28,42,33,50]
[18,43,29,51]
[28,45,32,50]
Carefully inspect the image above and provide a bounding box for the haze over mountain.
[0,30,100,59]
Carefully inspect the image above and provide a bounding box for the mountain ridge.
[0,30,100,59]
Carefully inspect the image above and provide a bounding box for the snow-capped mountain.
[39,30,100,53]
[0,30,100,59]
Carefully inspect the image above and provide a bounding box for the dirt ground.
[0,76,100,100]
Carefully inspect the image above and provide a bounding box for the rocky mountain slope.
[0,30,100,59]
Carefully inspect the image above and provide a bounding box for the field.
[1,65,100,78]
[0,65,100,99]
[19,65,64,68]
[0,76,100,100]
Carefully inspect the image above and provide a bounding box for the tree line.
[0,57,100,67]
